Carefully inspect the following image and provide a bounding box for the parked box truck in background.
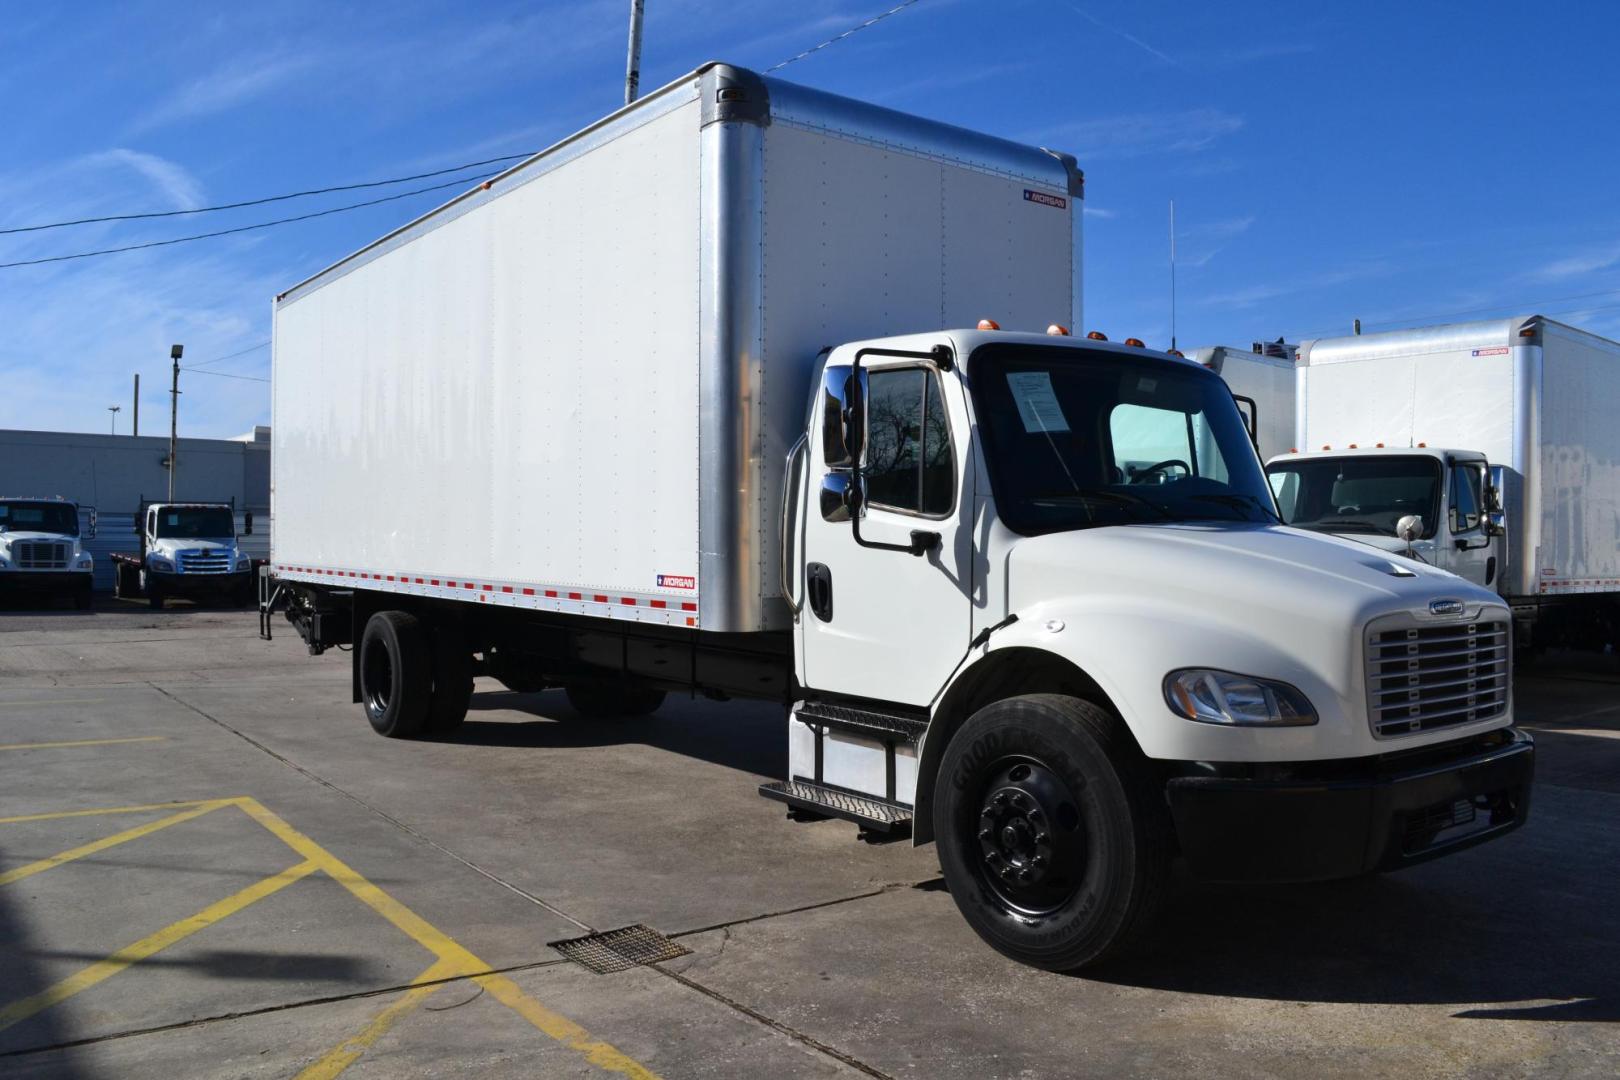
[1191,342,1297,461]
[265,64,1535,971]
[1266,316,1620,650]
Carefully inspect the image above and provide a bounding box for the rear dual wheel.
[359,611,473,738]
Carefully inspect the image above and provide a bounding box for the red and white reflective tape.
[271,564,699,627]
[1539,577,1620,595]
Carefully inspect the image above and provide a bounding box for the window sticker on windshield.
[1135,377,1158,393]
[1007,371,1070,433]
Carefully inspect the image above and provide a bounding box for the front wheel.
[934,694,1170,971]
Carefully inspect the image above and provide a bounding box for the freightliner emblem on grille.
[1429,598,1466,616]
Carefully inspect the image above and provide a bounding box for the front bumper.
[1166,727,1534,883]
[148,570,253,598]
[0,570,92,593]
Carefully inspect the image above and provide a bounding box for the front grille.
[1366,619,1510,738]
[177,549,231,574]
[15,541,68,569]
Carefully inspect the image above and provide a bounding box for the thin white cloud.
[1210,41,1317,66]
[1199,263,1389,309]
[1536,242,1620,280]
[1037,109,1245,159]
[130,53,315,134]
[1069,5,1176,66]
[1083,207,1117,219]
[86,149,204,210]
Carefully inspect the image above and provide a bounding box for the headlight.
[236,558,252,572]
[148,556,174,572]
[1164,669,1317,726]
[78,557,93,569]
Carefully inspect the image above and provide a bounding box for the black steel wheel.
[565,681,665,719]
[360,611,431,738]
[935,694,1170,971]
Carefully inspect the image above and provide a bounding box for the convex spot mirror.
[820,472,866,523]
[820,364,868,469]
[1396,514,1424,543]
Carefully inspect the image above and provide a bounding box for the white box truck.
[265,63,1534,971]
[1266,316,1620,651]
[1191,342,1297,461]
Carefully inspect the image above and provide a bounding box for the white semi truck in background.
[264,63,1535,971]
[113,501,257,609]
[0,496,95,609]
[1266,316,1620,652]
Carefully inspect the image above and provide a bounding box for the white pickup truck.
[0,496,95,609]
[113,502,257,609]
[265,63,1535,971]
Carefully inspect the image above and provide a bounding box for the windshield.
[969,344,1277,535]
[0,501,78,536]
[1265,455,1440,537]
[154,507,235,539]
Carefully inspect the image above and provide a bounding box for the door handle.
[806,563,833,622]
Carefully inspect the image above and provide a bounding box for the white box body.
[271,64,1080,633]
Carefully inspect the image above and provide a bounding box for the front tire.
[934,694,1170,971]
[360,611,431,738]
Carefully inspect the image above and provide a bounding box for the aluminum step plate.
[794,701,928,742]
[759,780,913,833]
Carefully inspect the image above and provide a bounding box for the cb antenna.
[1169,199,1177,352]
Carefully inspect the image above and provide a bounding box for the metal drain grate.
[550,924,690,974]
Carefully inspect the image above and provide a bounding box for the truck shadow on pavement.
[1090,862,1619,1023]
[446,690,785,778]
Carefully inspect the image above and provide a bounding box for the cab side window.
[864,367,954,516]
[1450,464,1482,534]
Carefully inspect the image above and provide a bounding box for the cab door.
[798,350,974,706]
[1444,460,1493,589]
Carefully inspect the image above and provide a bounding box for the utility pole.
[168,344,183,500]
[1169,199,1177,353]
[624,0,645,104]
[132,373,140,436]
[108,405,120,434]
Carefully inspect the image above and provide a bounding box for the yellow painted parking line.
[0,699,107,708]
[0,799,214,825]
[295,959,458,1080]
[0,736,166,752]
[0,858,319,1034]
[0,801,230,887]
[236,798,660,1079]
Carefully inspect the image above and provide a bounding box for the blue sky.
[3,0,1617,436]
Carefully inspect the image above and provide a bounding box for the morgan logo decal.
[657,574,696,590]
[1023,189,1067,210]
[1472,347,1510,356]
[1428,598,1465,616]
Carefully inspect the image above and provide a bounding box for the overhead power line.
[768,0,929,71]
[180,367,269,383]
[187,341,270,369]
[0,154,533,237]
[0,173,494,271]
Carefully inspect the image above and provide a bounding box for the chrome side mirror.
[243,510,254,536]
[820,364,868,469]
[1396,515,1423,543]
[819,472,863,523]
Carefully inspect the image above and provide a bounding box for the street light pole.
[168,344,183,500]
[108,405,120,434]
[624,0,645,104]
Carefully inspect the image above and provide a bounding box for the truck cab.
[117,502,255,609]
[1264,447,1503,591]
[0,496,95,609]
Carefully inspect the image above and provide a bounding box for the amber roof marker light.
[977,318,1001,331]
[1086,331,1108,341]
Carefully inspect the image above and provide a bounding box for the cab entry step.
[759,779,913,835]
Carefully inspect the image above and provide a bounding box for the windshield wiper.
[1299,519,1390,535]
[1026,488,1177,520]
[1187,493,1281,523]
